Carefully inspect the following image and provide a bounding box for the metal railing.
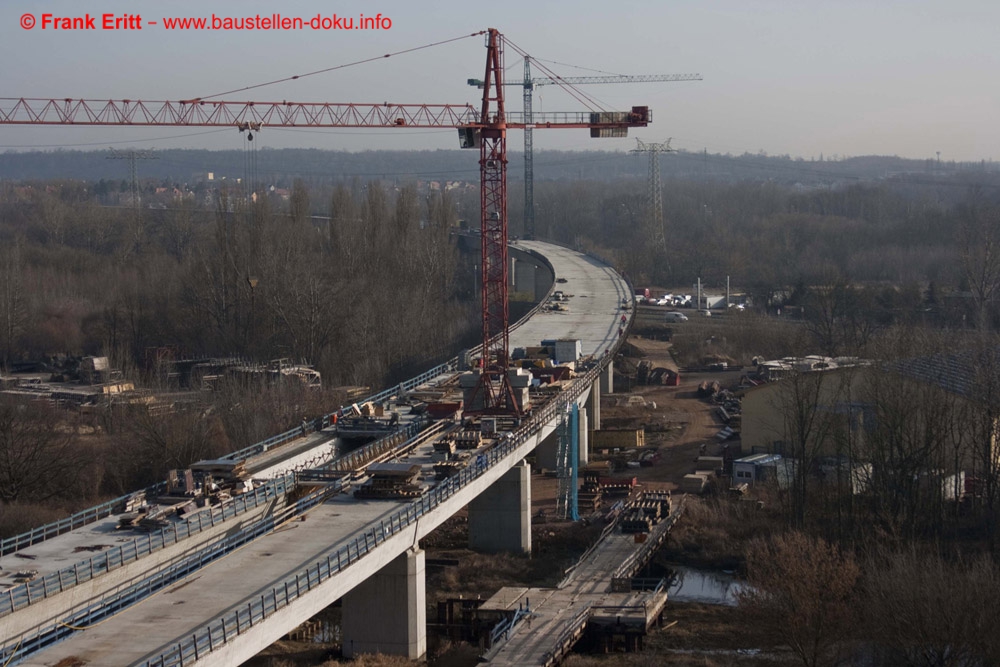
[0,481,340,666]
[0,241,561,560]
[137,324,628,667]
[480,601,533,661]
[611,497,686,583]
[0,241,630,666]
[539,606,593,667]
[0,474,295,618]
[0,482,165,557]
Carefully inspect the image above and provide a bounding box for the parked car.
[664,311,689,323]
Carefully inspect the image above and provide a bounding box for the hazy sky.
[1,0,996,161]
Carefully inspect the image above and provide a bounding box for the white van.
[664,311,689,323]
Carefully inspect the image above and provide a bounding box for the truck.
[634,287,650,300]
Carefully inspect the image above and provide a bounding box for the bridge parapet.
[133,316,629,667]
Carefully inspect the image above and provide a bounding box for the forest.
[1,152,1000,666]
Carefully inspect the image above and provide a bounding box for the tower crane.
[0,28,651,415]
[470,65,700,238]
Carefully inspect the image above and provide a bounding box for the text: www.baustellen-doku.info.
[20,13,393,31]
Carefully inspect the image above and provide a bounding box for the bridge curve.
[6,240,633,667]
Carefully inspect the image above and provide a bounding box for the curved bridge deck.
[8,241,631,667]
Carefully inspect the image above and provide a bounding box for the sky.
[0,0,997,162]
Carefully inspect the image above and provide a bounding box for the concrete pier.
[342,548,427,660]
[587,379,601,431]
[599,361,614,394]
[468,460,532,554]
[514,259,536,297]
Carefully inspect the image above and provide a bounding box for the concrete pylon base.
[468,460,532,554]
[342,548,426,659]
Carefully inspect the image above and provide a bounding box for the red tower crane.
[0,28,650,415]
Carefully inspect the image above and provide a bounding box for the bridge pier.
[588,377,601,431]
[514,258,536,297]
[599,360,614,394]
[468,459,532,554]
[342,547,427,660]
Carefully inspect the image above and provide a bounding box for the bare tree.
[863,549,1000,666]
[0,240,27,371]
[958,204,1000,331]
[738,531,860,667]
[0,397,81,503]
[766,368,852,526]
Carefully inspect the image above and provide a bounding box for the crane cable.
[190,31,487,102]
[503,38,610,114]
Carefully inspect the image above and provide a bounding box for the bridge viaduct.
[0,239,632,667]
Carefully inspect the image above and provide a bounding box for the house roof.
[734,453,783,465]
[889,347,1000,399]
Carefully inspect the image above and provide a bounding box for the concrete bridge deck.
[6,240,632,667]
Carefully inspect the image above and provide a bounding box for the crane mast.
[474,28,518,414]
[470,70,700,239]
[0,28,653,417]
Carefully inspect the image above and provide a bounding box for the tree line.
[0,178,478,532]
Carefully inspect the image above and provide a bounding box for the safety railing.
[0,481,340,667]
[539,606,593,667]
[328,421,422,473]
[611,496,685,583]
[480,599,533,661]
[2,241,628,666]
[0,481,166,558]
[0,240,563,560]
[137,330,626,667]
[0,474,295,618]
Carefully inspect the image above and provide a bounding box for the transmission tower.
[471,69,700,239]
[107,148,157,253]
[630,138,674,250]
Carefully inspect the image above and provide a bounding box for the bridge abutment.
[342,547,427,660]
[468,460,532,554]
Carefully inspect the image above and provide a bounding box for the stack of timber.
[578,465,605,512]
[434,461,464,480]
[453,430,483,450]
[680,472,712,494]
[620,497,666,534]
[695,456,724,472]
[354,462,424,500]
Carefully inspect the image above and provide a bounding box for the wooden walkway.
[483,500,683,666]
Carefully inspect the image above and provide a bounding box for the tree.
[958,203,1000,331]
[862,549,1000,666]
[0,397,82,503]
[0,240,27,371]
[737,532,860,667]
[766,368,853,526]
